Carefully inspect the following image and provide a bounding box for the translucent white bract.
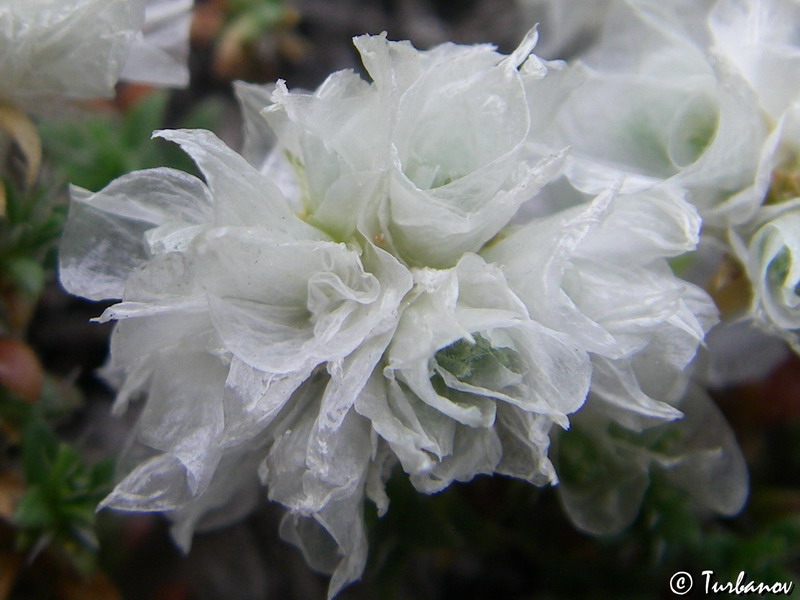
[542,0,767,227]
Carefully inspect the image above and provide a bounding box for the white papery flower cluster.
[530,0,800,382]
[58,13,760,594]
[0,0,191,112]
[506,0,800,527]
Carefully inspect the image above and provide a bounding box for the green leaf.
[20,418,58,485]
[88,460,114,489]
[39,90,222,192]
[14,486,55,529]
[49,443,82,484]
[122,91,169,148]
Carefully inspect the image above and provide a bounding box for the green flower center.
[434,333,522,382]
[766,247,800,296]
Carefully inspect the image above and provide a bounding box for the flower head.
[60,28,729,597]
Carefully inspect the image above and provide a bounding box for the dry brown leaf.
[0,470,24,522]
[0,102,42,189]
[0,337,44,403]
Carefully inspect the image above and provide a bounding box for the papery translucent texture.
[515,0,613,59]
[555,384,748,534]
[0,0,143,102]
[0,0,190,110]
[372,253,590,490]
[485,185,718,429]
[542,0,767,226]
[260,30,566,268]
[710,0,800,120]
[60,126,414,597]
[59,27,743,599]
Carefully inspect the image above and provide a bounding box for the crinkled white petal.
[387,150,564,268]
[59,168,212,300]
[265,73,384,176]
[263,30,566,267]
[305,328,398,494]
[494,403,558,486]
[410,425,503,494]
[101,349,227,511]
[220,357,314,448]
[355,371,455,475]
[259,379,372,600]
[588,357,683,430]
[555,384,748,535]
[657,385,749,516]
[709,0,800,120]
[195,230,410,374]
[486,185,717,427]
[485,189,622,355]
[386,254,590,428]
[154,129,326,239]
[540,0,767,226]
[167,444,266,552]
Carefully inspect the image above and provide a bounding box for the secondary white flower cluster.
[503,0,800,528]
[59,10,763,593]
[0,0,191,113]
[524,0,800,381]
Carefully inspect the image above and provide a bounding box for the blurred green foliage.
[0,386,113,575]
[39,91,224,193]
[357,469,800,599]
[226,0,293,43]
[0,178,64,299]
[0,87,226,597]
